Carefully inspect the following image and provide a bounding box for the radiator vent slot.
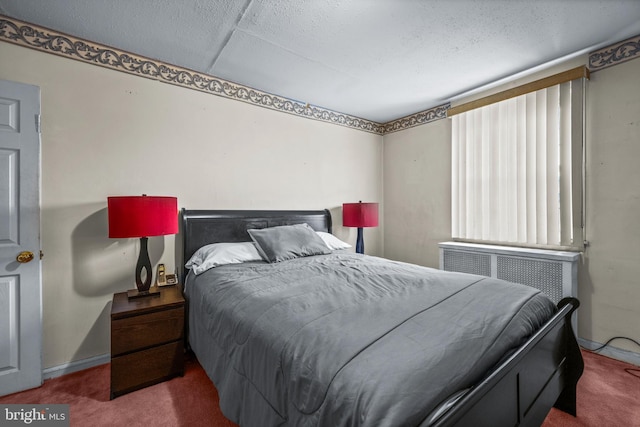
[497,256,564,303]
[443,251,491,277]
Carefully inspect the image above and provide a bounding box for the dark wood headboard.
[180,209,332,279]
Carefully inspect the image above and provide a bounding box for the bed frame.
[180,209,583,427]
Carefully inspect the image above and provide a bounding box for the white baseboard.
[42,353,110,380]
[579,338,640,367]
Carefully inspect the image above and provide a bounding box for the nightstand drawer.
[111,340,184,398]
[111,307,184,356]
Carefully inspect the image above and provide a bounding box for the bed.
[180,209,583,427]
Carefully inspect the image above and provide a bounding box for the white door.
[0,79,42,396]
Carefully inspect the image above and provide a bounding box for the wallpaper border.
[4,16,640,133]
[383,104,450,134]
[0,15,448,135]
[589,33,640,72]
[0,16,384,134]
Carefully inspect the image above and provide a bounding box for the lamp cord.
[584,336,640,379]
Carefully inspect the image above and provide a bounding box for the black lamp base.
[355,227,364,254]
[127,287,161,299]
[128,236,158,299]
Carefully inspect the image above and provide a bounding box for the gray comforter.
[185,252,555,427]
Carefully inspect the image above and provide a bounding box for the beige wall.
[582,57,640,352]
[383,120,451,268]
[384,56,640,353]
[0,42,383,368]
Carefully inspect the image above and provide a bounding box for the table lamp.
[108,195,178,298]
[342,201,379,254]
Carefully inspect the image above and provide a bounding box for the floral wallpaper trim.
[0,16,390,134]
[383,104,450,134]
[589,33,640,72]
[0,16,451,135]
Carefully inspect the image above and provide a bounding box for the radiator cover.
[439,241,580,306]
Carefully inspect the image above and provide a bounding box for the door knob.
[16,251,35,263]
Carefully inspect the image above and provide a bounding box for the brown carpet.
[0,353,236,427]
[544,350,640,426]
[1,350,638,426]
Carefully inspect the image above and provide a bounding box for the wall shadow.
[328,205,353,243]
[71,207,166,297]
[577,249,594,338]
[69,302,112,402]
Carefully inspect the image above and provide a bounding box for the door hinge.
[35,114,41,133]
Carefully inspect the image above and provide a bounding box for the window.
[450,68,587,249]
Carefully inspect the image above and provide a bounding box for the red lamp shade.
[108,196,178,238]
[342,202,379,228]
[343,202,378,254]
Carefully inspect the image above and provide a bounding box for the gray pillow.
[247,223,331,263]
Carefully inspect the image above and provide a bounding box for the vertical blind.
[451,78,584,248]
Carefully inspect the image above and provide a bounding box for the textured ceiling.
[1,0,640,123]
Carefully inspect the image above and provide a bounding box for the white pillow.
[316,231,352,250]
[185,242,263,275]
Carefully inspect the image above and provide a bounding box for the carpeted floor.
[543,350,640,426]
[0,353,235,427]
[1,350,638,426]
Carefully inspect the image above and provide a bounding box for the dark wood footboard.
[428,297,583,427]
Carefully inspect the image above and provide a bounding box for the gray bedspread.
[185,252,556,427]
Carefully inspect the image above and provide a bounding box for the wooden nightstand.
[110,285,185,399]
